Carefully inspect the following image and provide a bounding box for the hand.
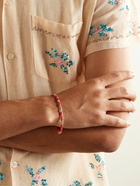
[56,71,136,129]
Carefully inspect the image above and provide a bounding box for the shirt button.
[11,161,18,168]
[5,0,12,5]
[7,53,15,60]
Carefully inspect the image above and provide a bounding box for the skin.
[0,48,136,153]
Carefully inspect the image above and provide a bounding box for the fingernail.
[126,124,131,127]
[129,72,135,78]
[126,121,131,126]
[131,101,136,113]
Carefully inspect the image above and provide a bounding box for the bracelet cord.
[52,94,64,134]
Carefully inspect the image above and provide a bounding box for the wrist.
[25,96,59,128]
[43,94,67,129]
[41,96,60,127]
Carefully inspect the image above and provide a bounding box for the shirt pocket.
[31,15,83,85]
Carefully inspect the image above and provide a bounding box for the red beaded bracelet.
[52,94,64,134]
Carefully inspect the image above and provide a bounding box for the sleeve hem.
[85,33,140,58]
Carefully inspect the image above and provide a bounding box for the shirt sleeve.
[85,0,140,57]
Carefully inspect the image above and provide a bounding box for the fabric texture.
[0,0,140,185]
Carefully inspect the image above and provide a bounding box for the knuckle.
[94,89,104,98]
[94,101,102,109]
[95,112,104,123]
[87,79,93,85]
[87,79,100,89]
[115,118,122,126]
[111,72,121,79]
[131,102,136,112]
[131,107,136,113]
[86,79,94,88]
[132,91,137,101]
[120,87,128,95]
[121,102,127,109]
[90,78,98,85]
[93,78,103,85]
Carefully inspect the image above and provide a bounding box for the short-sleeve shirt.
[0,0,140,186]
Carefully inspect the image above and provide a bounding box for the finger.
[106,100,135,113]
[95,71,135,87]
[106,87,136,101]
[101,114,131,128]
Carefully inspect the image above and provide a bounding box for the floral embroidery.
[97,171,103,180]
[88,154,106,181]
[87,31,140,44]
[94,154,106,166]
[85,182,94,186]
[70,181,94,186]
[96,164,105,171]
[41,179,48,186]
[26,166,48,186]
[90,155,105,171]
[70,181,81,186]
[108,0,130,11]
[94,154,102,162]
[127,21,140,34]
[89,163,94,169]
[45,48,76,74]
[0,161,4,181]
[0,173,4,181]
[89,24,114,37]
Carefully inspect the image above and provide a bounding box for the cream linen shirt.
[0,0,140,186]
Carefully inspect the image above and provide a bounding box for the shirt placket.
[10,148,24,186]
[2,1,20,185]
[0,1,8,100]
[2,0,17,100]
[2,0,35,101]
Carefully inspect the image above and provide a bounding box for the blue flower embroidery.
[94,154,102,162]
[89,163,94,169]
[85,182,94,186]
[89,24,114,37]
[41,179,48,186]
[0,173,4,181]
[108,0,118,5]
[127,21,140,34]
[45,48,76,74]
[26,166,48,186]
[98,171,103,180]
[0,161,4,181]
[71,180,81,186]
[91,154,106,181]
[70,181,94,186]
[108,0,130,11]
[101,160,106,166]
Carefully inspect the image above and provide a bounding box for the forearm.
[0,94,129,153]
[0,71,133,141]
[0,100,129,153]
[0,125,125,153]
[0,96,58,140]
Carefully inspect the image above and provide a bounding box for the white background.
[106,1,140,185]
